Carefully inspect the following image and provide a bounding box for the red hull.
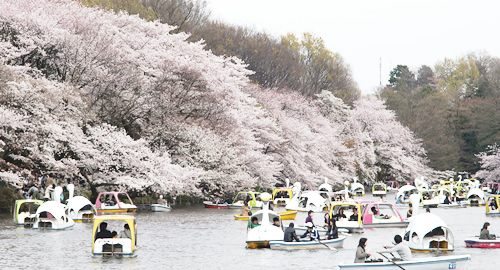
[465,241,500,248]
[203,203,228,209]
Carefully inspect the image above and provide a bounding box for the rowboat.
[203,201,228,209]
[338,254,471,270]
[246,193,284,249]
[464,237,500,248]
[269,236,346,250]
[92,215,137,257]
[294,226,349,236]
[278,210,297,220]
[33,201,75,230]
[151,204,171,212]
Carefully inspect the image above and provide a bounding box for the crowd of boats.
[203,177,500,269]
[13,184,172,257]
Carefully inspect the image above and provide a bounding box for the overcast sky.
[205,0,500,94]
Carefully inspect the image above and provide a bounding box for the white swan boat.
[151,204,171,212]
[66,196,97,222]
[338,254,471,270]
[246,193,284,249]
[285,191,331,212]
[402,213,454,253]
[269,236,346,250]
[13,199,43,227]
[33,201,75,230]
[466,188,486,206]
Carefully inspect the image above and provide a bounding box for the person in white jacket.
[377,235,412,261]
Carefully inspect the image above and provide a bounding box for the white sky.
[205,0,500,94]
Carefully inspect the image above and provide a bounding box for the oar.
[315,238,337,251]
[378,253,405,270]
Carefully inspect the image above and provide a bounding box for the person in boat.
[349,207,359,221]
[489,198,498,210]
[371,206,389,219]
[326,219,338,240]
[333,208,347,221]
[241,202,252,216]
[105,195,115,206]
[95,222,117,239]
[212,196,221,205]
[406,204,413,218]
[426,208,430,213]
[355,238,371,263]
[284,222,301,242]
[118,223,132,239]
[395,195,403,204]
[249,216,260,229]
[305,210,315,227]
[323,213,331,229]
[443,194,452,204]
[301,222,320,240]
[272,217,282,230]
[157,195,167,205]
[377,235,412,261]
[480,222,496,240]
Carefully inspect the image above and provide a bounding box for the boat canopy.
[407,213,448,238]
[272,188,293,200]
[66,196,96,213]
[36,201,67,223]
[467,188,485,200]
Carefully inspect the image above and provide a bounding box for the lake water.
[0,194,497,269]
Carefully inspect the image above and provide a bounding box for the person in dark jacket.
[326,219,338,239]
[95,222,117,239]
[284,223,301,242]
[301,222,320,240]
[333,208,347,221]
[349,207,359,221]
[305,210,315,226]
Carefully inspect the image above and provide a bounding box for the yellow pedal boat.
[235,210,297,221]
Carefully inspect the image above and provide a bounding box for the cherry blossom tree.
[475,144,500,181]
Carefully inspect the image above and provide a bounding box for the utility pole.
[379,57,382,86]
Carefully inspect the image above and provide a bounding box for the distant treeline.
[379,55,500,173]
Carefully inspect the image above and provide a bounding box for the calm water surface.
[0,194,498,269]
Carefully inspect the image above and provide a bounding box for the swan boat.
[13,199,43,227]
[95,191,137,213]
[402,213,454,253]
[466,188,486,206]
[92,215,137,257]
[360,202,408,228]
[33,201,75,230]
[66,196,97,222]
[285,191,331,212]
[246,193,284,249]
[269,235,346,250]
[338,254,471,270]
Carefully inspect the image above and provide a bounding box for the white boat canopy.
[36,201,67,224]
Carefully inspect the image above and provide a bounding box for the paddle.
[378,253,405,270]
[315,238,337,251]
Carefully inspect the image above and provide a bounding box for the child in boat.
[355,238,371,263]
[249,216,260,229]
[377,235,412,261]
[326,219,338,240]
[300,222,320,240]
[305,210,315,226]
[480,222,496,240]
[284,223,301,242]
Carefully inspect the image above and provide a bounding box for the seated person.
[489,199,498,211]
[157,195,167,205]
[95,222,117,239]
[284,223,300,242]
[118,223,132,239]
[332,208,347,221]
[301,222,320,240]
[249,216,260,229]
[371,206,389,219]
[272,217,281,229]
[105,195,115,206]
[349,207,359,221]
